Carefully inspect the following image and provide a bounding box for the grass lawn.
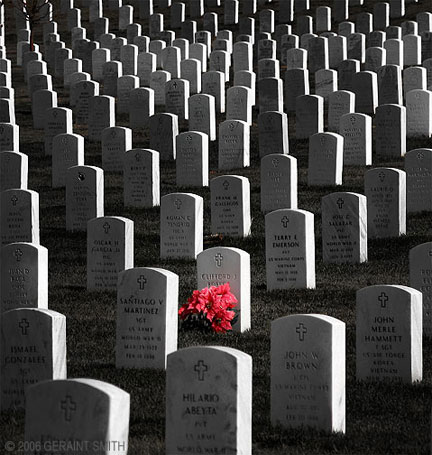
[1,0,432,453]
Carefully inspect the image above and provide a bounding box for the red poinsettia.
[179,283,238,333]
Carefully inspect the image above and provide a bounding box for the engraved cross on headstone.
[174,199,182,209]
[137,275,147,290]
[194,360,208,381]
[281,216,289,228]
[103,222,111,234]
[214,253,223,267]
[60,395,77,422]
[378,292,388,308]
[19,318,29,335]
[337,198,344,209]
[11,195,18,206]
[296,323,307,341]
[223,180,230,190]
[14,248,23,261]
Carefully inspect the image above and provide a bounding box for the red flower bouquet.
[179,283,238,333]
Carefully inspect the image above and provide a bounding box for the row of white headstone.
[1,0,431,452]
[0,282,424,451]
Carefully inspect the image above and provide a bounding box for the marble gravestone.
[218,120,250,170]
[340,113,372,166]
[410,242,432,337]
[405,148,432,213]
[258,111,289,157]
[88,95,115,142]
[160,193,203,260]
[0,151,28,191]
[210,175,251,238]
[52,133,84,188]
[0,189,39,246]
[149,113,178,161]
[321,192,367,264]
[25,379,129,454]
[356,285,422,383]
[188,94,216,141]
[176,131,209,188]
[375,104,406,158]
[271,314,345,433]
[166,346,252,455]
[0,123,19,152]
[364,168,406,238]
[328,90,355,133]
[197,247,251,332]
[1,308,66,411]
[406,89,432,138]
[265,209,315,290]
[116,267,178,369]
[101,126,132,173]
[66,165,104,232]
[124,149,160,208]
[87,216,134,291]
[0,242,48,314]
[308,132,343,186]
[260,154,298,212]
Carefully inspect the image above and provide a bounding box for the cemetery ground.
[1,0,432,454]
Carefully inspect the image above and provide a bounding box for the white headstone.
[321,192,367,263]
[166,347,252,454]
[197,247,251,332]
[66,165,104,232]
[364,167,406,238]
[410,242,432,336]
[87,216,134,291]
[124,148,160,208]
[116,267,178,369]
[25,379,129,453]
[265,209,315,290]
[356,284,422,383]
[210,175,251,238]
[261,154,297,212]
[1,308,66,410]
[271,314,345,432]
[160,193,203,259]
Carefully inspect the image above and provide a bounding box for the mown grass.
[1,0,432,453]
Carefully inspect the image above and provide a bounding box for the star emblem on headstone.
[228,122,235,131]
[417,152,424,160]
[349,116,356,124]
[186,134,192,141]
